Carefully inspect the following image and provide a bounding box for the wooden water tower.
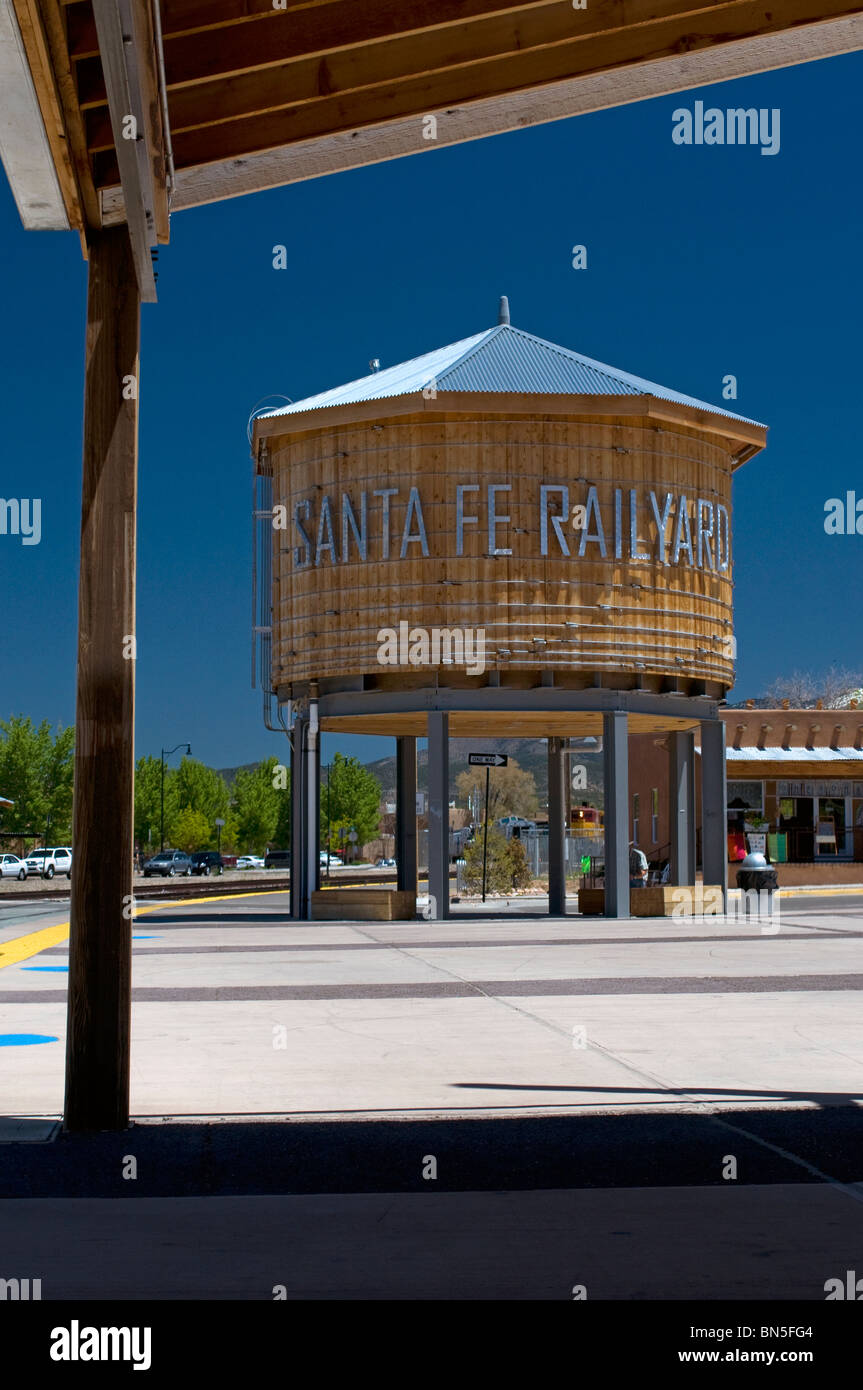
[253,301,767,919]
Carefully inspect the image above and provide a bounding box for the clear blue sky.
[1,55,860,769]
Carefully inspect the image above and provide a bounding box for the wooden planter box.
[311,888,416,921]
[577,888,607,915]
[577,885,724,916]
[631,885,723,917]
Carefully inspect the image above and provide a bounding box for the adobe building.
[253,300,767,918]
[629,706,863,885]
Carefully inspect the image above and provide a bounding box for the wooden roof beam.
[94,4,861,212]
[68,0,554,59]
[2,0,78,229]
[84,0,612,149]
[163,1,863,171]
[90,0,163,297]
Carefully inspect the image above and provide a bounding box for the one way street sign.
[468,753,508,767]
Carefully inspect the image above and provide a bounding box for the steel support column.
[304,691,320,915]
[669,730,697,886]
[548,736,567,916]
[290,716,306,919]
[64,225,139,1132]
[603,711,629,919]
[396,736,418,896]
[701,720,728,906]
[427,712,449,920]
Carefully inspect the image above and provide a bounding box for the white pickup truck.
[23,847,73,880]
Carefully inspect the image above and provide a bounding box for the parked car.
[496,816,536,839]
[190,851,223,876]
[143,850,193,877]
[23,847,73,880]
[0,853,27,880]
[375,857,396,868]
[236,855,265,870]
[319,851,343,867]
[264,850,291,870]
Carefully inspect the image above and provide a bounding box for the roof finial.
[498,295,510,326]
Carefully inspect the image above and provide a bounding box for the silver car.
[142,850,193,878]
[0,853,27,880]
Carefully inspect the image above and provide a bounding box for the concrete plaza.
[2,888,863,1298]
[3,889,863,1118]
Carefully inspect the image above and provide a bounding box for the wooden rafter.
[7,0,863,232]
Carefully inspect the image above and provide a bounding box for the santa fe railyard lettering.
[276,483,730,573]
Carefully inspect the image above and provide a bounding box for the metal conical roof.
[259,320,764,428]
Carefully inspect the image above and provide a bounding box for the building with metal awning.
[629,707,863,885]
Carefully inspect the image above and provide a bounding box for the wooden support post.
[64,225,140,1132]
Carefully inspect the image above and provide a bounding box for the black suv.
[264,849,291,871]
[190,851,223,876]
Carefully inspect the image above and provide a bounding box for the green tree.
[455,759,539,820]
[461,826,533,894]
[170,807,213,852]
[134,755,163,851]
[461,824,514,894]
[273,775,291,848]
[507,835,533,889]
[230,757,281,853]
[170,757,229,827]
[322,753,381,855]
[0,716,74,841]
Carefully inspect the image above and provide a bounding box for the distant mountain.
[216,762,260,785]
[364,737,604,807]
[221,739,605,809]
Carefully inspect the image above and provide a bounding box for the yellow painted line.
[1,879,857,973]
[0,889,294,971]
[778,885,863,898]
[0,922,70,970]
[137,888,291,908]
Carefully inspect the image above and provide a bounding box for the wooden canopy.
[6,0,863,299]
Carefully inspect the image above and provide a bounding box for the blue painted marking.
[133,935,160,939]
[0,1033,58,1046]
[22,966,68,973]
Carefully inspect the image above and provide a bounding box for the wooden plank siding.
[263,404,754,728]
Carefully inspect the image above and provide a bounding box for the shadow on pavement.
[3,1103,863,1198]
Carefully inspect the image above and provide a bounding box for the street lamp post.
[160,743,191,850]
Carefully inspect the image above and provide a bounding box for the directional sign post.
[469,753,508,902]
